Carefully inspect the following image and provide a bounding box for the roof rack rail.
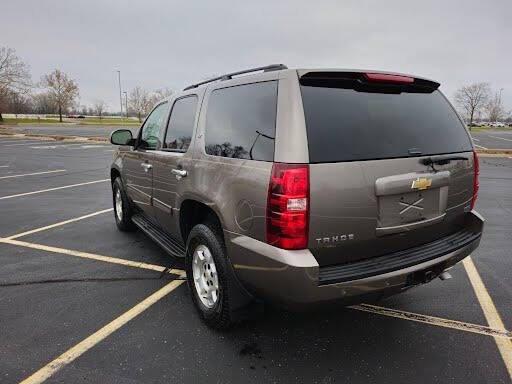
[183,64,287,91]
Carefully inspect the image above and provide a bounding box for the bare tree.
[154,87,173,100]
[93,100,107,119]
[454,83,490,129]
[485,91,507,123]
[0,47,31,121]
[147,87,173,110]
[31,92,57,114]
[41,69,79,122]
[128,86,152,122]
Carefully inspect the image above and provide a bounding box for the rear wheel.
[186,223,235,330]
[112,177,135,231]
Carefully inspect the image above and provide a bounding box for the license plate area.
[378,190,440,227]
[375,171,450,231]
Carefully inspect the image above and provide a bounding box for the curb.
[0,132,108,144]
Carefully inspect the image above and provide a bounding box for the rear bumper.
[225,211,484,309]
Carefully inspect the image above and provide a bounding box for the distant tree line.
[3,45,509,127]
[454,83,510,128]
[0,46,173,123]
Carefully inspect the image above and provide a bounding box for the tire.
[186,222,236,330]
[112,177,136,232]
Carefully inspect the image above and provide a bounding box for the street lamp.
[123,91,128,119]
[116,70,123,117]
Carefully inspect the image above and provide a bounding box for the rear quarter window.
[205,81,278,161]
[300,86,473,163]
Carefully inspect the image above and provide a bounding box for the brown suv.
[110,65,484,329]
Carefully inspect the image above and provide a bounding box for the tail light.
[471,150,480,210]
[266,163,309,250]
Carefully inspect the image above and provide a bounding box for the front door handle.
[140,163,153,172]
[171,169,187,178]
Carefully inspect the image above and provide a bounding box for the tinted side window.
[140,102,168,149]
[164,96,197,152]
[205,81,277,161]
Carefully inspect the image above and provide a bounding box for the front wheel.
[186,223,235,330]
[112,177,135,232]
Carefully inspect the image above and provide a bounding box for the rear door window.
[205,81,278,161]
[300,85,473,163]
[164,96,197,152]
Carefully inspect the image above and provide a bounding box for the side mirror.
[110,129,134,146]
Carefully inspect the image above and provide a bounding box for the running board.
[131,214,186,258]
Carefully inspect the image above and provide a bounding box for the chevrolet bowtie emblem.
[411,177,432,190]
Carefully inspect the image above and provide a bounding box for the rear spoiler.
[299,71,440,94]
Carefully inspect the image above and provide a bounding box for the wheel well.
[179,200,223,243]
[110,168,120,183]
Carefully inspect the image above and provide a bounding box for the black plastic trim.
[132,214,186,258]
[318,228,481,286]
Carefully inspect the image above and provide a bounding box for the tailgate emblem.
[411,177,432,190]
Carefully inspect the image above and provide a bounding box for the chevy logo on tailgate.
[411,177,432,191]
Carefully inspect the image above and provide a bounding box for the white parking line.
[0,169,66,180]
[18,279,185,384]
[0,165,9,168]
[0,179,109,200]
[3,141,56,147]
[472,138,480,142]
[6,208,113,239]
[463,257,512,379]
[474,144,488,150]
[488,135,512,143]
[0,139,39,144]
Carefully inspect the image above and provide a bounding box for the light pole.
[117,70,123,117]
[123,91,128,119]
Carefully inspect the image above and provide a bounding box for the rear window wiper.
[420,155,469,167]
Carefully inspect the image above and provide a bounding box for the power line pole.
[117,70,123,116]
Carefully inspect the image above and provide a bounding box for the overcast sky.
[2,0,511,113]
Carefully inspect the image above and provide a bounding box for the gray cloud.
[2,0,511,111]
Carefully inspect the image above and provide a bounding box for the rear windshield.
[300,86,473,163]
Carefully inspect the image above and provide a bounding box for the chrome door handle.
[140,163,153,172]
[171,169,187,178]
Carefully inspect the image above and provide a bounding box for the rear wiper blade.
[420,155,469,166]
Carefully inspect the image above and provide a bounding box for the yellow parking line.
[2,236,510,342]
[0,169,66,180]
[351,304,511,339]
[0,179,109,200]
[6,208,113,240]
[0,238,185,278]
[19,279,185,384]
[463,256,512,379]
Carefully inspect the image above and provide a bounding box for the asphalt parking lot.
[0,134,511,383]
[0,124,138,139]
[471,129,512,150]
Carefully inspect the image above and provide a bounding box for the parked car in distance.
[110,65,484,329]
